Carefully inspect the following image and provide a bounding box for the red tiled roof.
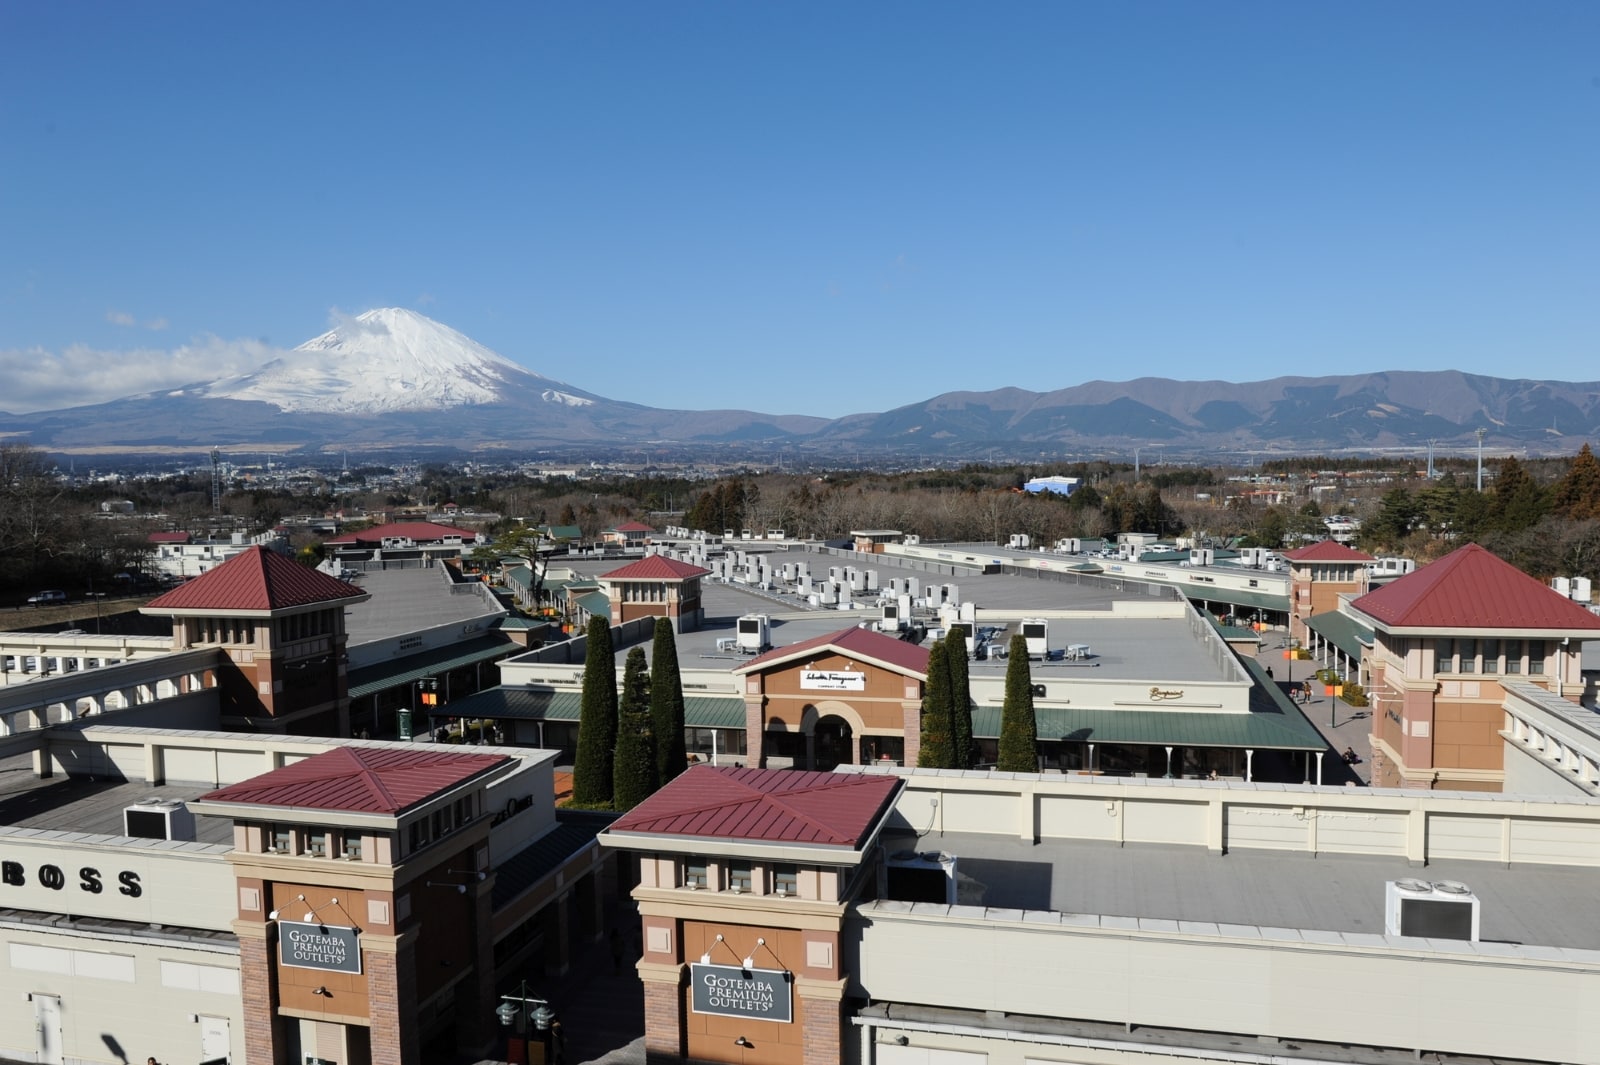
[610,522,655,533]
[325,521,479,546]
[600,556,709,581]
[143,546,368,613]
[148,531,191,543]
[736,626,930,677]
[1350,543,1600,631]
[198,746,510,815]
[1284,541,1374,563]
[608,765,900,847]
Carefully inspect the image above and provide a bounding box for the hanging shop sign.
[279,921,362,974]
[689,963,792,1023]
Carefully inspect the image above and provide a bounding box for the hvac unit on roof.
[1020,618,1049,656]
[1384,879,1480,941]
[735,615,771,653]
[884,850,958,906]
[123,800,197,842]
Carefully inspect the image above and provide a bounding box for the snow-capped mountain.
[201,307,581,414]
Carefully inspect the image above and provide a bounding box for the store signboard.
[689,963,792,1023]
[800,670,865,692]
[279,921,362,974]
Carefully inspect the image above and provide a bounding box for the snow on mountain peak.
[203,308,555,414]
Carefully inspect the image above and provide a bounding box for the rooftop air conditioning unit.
[1020,618,1049,657]
[736,614,771,653]
[884,850,958,905]
[1385,879,1479,941]
[123,800,197,842]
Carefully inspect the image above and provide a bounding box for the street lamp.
[496,981,555,1064]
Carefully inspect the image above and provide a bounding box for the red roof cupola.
[1350,543,1600,632]
[143,546,368,614]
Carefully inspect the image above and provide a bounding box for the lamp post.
[496,981,555,1064]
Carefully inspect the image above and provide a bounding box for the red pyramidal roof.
[737,626,930,677]
[143,546,368,613]
[608,765,900,847]
[600,555,709,581]
[1285,541,1374,563]
[198,746,509,814]
[1350,544,1600,631]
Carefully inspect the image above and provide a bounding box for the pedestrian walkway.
[465,894,646,1065]
[1258,641,1370,786]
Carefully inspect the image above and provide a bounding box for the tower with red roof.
[1347,544,1600,790]
[1283,540,1374,646]
[598,554,710,631]
[143,546,370,735]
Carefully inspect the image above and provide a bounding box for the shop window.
[728,863,753,894]
[685,859,708,890]
[341,831,363,861]
[772,865,798,897]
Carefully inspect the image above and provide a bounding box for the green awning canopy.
[346,635,524,700]
[573,591,610,617]
[1306,611,1373,662]
[1186,586,1289,615]
[972,659,1325,751]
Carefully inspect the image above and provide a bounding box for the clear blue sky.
[2,2,1597,416]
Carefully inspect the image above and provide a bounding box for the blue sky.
[2,2,1596,417]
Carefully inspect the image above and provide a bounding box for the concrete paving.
[1254,636,1371,786]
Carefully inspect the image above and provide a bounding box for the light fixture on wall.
[311,986,330,997]
[699,933,742,966]
[426,881,468,895]
[734,1036,753,1048]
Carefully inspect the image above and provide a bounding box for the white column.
[1245,749,1254,783]
[1316,750,1324,785]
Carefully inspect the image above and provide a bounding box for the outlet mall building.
[0,727,607,1065]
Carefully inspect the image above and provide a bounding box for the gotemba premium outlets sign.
[689,963,792,1023]
[279,921,362,975]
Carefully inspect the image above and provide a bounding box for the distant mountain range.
[4,309,1597,459]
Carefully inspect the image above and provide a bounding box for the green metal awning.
[442,686,746,728]
[1306,611,1373,662]
[971,659,1325,751]
[1186,587,1289,615]
[347,635,524,700]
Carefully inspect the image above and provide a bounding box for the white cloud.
[0,336,283,414]
[144,317,169,331]
[106,309,136,326]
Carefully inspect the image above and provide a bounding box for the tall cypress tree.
[997,634,1039,773]
[572,617,619,806]
[650,617,689,784]
[613,647,656,812]
[918,638,954,768]
[945,624,974,768]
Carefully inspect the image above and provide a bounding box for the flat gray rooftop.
[562,547,1220,684]
[344,565,504,646]
[895,828,1596,951]
[0,750,233,845]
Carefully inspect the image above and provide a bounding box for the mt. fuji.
[200,307,597,415]
[0,308,828,454]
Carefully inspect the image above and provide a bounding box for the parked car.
[26,590,67,606]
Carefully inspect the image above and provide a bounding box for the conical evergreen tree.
[1551,443,1600,521]
[918,638,954,768]
[945,624,974,768]
[613,647,656,812]
[649,617,690,785]
[571,617,619,806]
[997,634,1039,773]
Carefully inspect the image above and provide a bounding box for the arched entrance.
[813,716,854,771]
